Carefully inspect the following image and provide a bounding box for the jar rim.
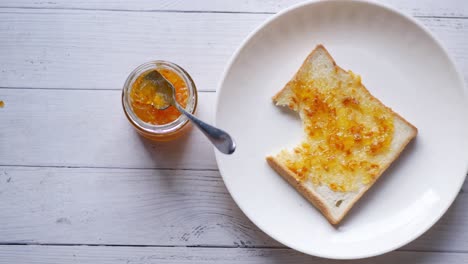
[122,61,197,135]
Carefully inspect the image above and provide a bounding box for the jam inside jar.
[122,61,198,141]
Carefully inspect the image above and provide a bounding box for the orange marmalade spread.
[284,70,394,192]
[130,69,189,125]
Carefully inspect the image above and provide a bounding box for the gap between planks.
[0,164,219,172]
[0,242,467,254]
[0,245,467,264]
[0,7,467,19]
[0,86,214,92]
[0,7,277,15]
[0,242,281,249]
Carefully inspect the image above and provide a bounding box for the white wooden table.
[0,0,467,263]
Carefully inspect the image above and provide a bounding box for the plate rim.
[214,0,468,259]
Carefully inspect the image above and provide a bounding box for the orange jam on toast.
[284,71,394,192]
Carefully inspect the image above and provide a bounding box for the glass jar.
[122,61,198,141]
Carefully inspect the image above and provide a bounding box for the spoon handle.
[176,105,236,154]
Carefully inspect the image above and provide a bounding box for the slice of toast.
[267,45,417,225]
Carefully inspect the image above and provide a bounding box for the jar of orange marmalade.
[122,61,198,141]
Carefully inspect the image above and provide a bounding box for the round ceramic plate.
[215,0,468,259]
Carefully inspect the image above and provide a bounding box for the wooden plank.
[0,89,217,170]
[0,245,467,264]
[0,166,277,247]
[0,9,466,91]
[1,0,467,17]
[0,166,467,252]
[0,9,265,91]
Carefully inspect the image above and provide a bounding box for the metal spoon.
[144,70,236,154]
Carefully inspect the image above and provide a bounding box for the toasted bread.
[267,45,417,225]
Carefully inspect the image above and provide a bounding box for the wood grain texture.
[0,9,264,91]
[0,9,466,91]
[0,166,466,252]
[0,89,217,170]
[0,245,467,264]
[1,0,467,17]
[0,166,277,247]
[0,0,467,261]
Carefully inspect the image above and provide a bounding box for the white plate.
[215,0,468,259]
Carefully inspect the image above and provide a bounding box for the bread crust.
[272,44,336,103]
[268,45,417,225]
[266,156,339,224]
